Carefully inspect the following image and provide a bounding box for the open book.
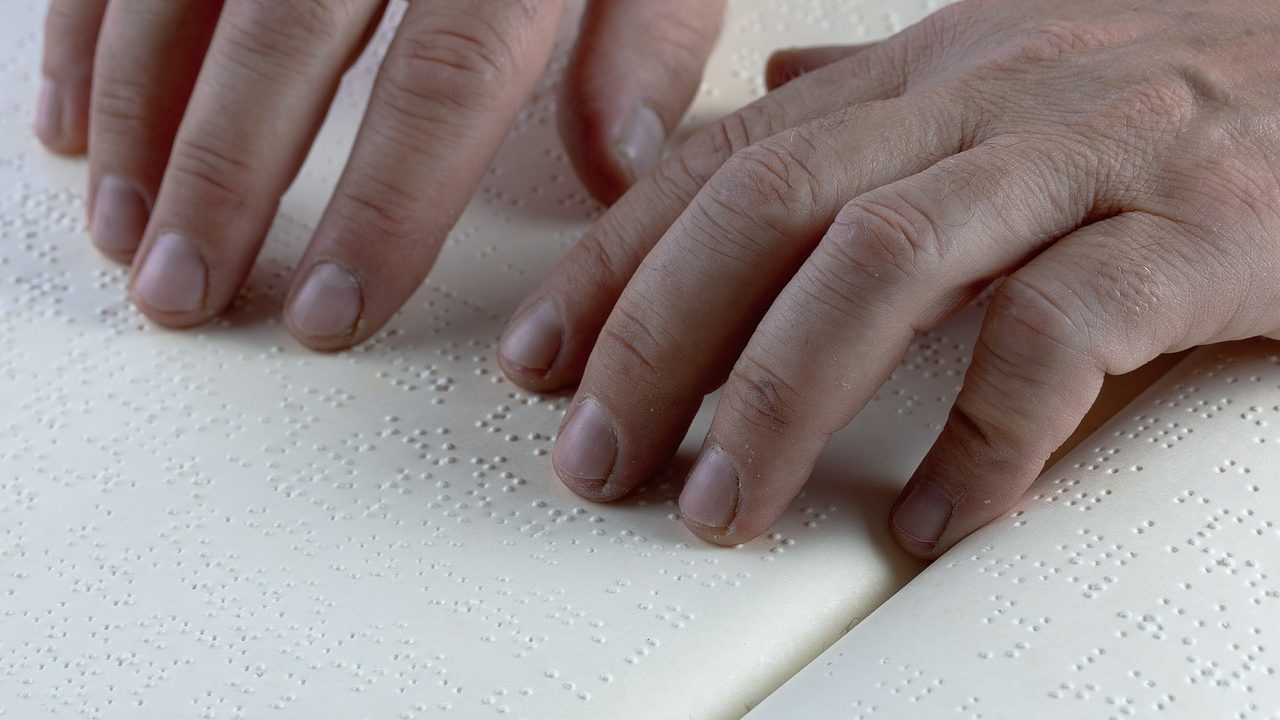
[3,1,1276,717]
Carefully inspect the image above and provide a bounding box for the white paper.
[748,339,1280,719]
[0,2,984,718]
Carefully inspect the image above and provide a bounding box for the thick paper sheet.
[0,2,976,718]
[749,340,1280,719]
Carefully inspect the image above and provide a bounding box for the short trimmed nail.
[553,398,617,487]
[614,105,665,183]
[133,232,207,314]
[35,80,64,146]
[92,176,149,256]
[287,262,363,339]
[679,445,740,528]
[500,299,562,373]
[891,482,954,545]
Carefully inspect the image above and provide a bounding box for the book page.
[747,339,1280,718]
[0,2,981,719]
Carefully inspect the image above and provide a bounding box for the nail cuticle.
[499,298,563,374]
[287,260,364,341]
[133,231,209,315]
[552,397,618,487]
[679,444,741,529]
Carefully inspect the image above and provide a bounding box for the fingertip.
[35,79,88,155]
[129,231,212,328]
[90,175,150,262]
[497,295,595,393]
[680,516,740,546]
[283,260,364,351]
[889,479,955,553]
[499,297,562,370]
[556,83,647,206]
[551,396,621,499]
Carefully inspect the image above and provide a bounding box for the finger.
[679,135,1128,541]
[554,91,969,502]
[559,0,725,204]
[765,44,870,91]
[88,0,223,261]
[128,0,386,326]
[498,44,912,391]
[282,0,567,350]
[38,0,109,153]
[891,211,1277,558]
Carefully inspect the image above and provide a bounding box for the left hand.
[496,0,1280,558]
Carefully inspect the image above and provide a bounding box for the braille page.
[0,1,983,719]
[746,339,1280,720]
[0,1,1197,718]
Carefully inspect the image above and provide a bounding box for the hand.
[36,0,723,347]
[497,0,1280,558]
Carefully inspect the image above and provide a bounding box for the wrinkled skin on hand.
[497,0,1280,557]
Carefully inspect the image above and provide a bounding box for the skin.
[497,0,1280,559]
[36,0,725,346]
[38,0,1280,561]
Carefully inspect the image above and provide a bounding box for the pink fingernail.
[615,105,665,183]
[679,445,740,528]
[891,482,953,545]
[553,398,617,488]
[287,261,363,340]
[35,80,64,146]
[500,299,562,373]
[133,232,207,313]
[92,176,149,256]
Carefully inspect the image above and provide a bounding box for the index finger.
[283,0,567,349]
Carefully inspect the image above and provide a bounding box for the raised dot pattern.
[0,1,979,719]
[748,340,1280,719]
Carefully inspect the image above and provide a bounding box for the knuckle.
[91,76,152,133]
[1023,20,1110,55]
[1074,74,1201,145]
[993,19,1114,69]
[384,19,514,109]
[717,136,822,214]
[724,355,804,434]
[676,102,788,184]
[595,302,675,383]
[821,195,943,285]
[942,395,1033,474]
[571,227,633,286]
[986,275,1087,360]
[331,172,418,241]
[166,137,255,210]
[224,0,356,60]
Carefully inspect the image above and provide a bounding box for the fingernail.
[133,232,207,314]
[35,80,64,146]
[287,261,363,340]
[891,482,954,546]
[92,176,149,256]
[553,398,617,488]
[614,105,665,183]
[500,299,562,373]
[679,445,740,528]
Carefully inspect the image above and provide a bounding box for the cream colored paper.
[0,1,971,719]
[748,339,1280,718]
